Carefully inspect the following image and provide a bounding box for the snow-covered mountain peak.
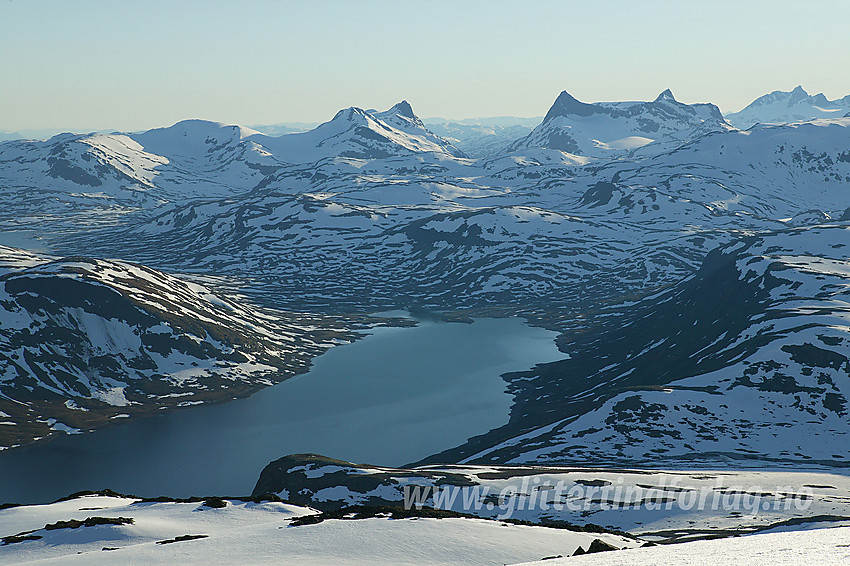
[372,100,426,129]
[542,90,600,121]
[134,119,262,149]
[329,106,373,123]
[318,105,400,137]
[257,101,466,162]
[0,119,287,210]
[128,119,275,176]
[654,88,676,102]
[510,89,730,159]
[727,86,850,128]
[747,86,809,108]
[789,84,808,100]
[387,100,416,119]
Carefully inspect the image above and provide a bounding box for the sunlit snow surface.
[516,526,850,566]
[0,494,636,566]
[726,86,850,129]
[0,491,847,565]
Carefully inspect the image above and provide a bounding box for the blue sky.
[1,0,848,131]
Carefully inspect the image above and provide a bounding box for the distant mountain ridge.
[0,101,467,232]
[509,89,732,158]
[424,116,541,158]
[726,85,850,128]
[260,101,467,161]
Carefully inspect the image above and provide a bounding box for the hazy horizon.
[2,0,849,132]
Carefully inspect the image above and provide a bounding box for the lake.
[0,315,562,503]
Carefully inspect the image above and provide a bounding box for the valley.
[2,84,850,564]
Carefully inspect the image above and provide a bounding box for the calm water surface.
[0,316,561,503]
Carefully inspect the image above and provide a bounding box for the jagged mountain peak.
[372,100,425,127]
[260,99,466,161]
[788,85,810,104]
[811,92,830,105]
[543,90,599,121]
[726,85,850,127]
[654,88,676,102]
[388,100,415,119]
[330,103,425,129]
[512,89,730,158]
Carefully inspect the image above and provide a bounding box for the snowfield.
[0,494,637,566]
[0,492,847,565]
[515,526,850,566]
[252,455,850,543]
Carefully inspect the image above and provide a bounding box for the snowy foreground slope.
[0,494,637,566]
[515,526,850,566]
[0,246,353,449]
[253,454,850,543]
[0,488,846,565]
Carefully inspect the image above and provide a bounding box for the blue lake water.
[0,231,49,252]
[0,316,561,503]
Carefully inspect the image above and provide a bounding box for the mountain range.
[1,86,849,474]
[726,85,850,128]
[508,89,732,158]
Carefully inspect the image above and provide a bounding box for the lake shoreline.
[0,315,562,504]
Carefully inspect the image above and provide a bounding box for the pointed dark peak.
[654,89,676,102]
[544,91,600,121]
[390,100,416,119]
[812,92,829,105]
[789,85,809,104]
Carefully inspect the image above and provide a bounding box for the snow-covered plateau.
[0,483,846,565]
[0,492,642,566]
